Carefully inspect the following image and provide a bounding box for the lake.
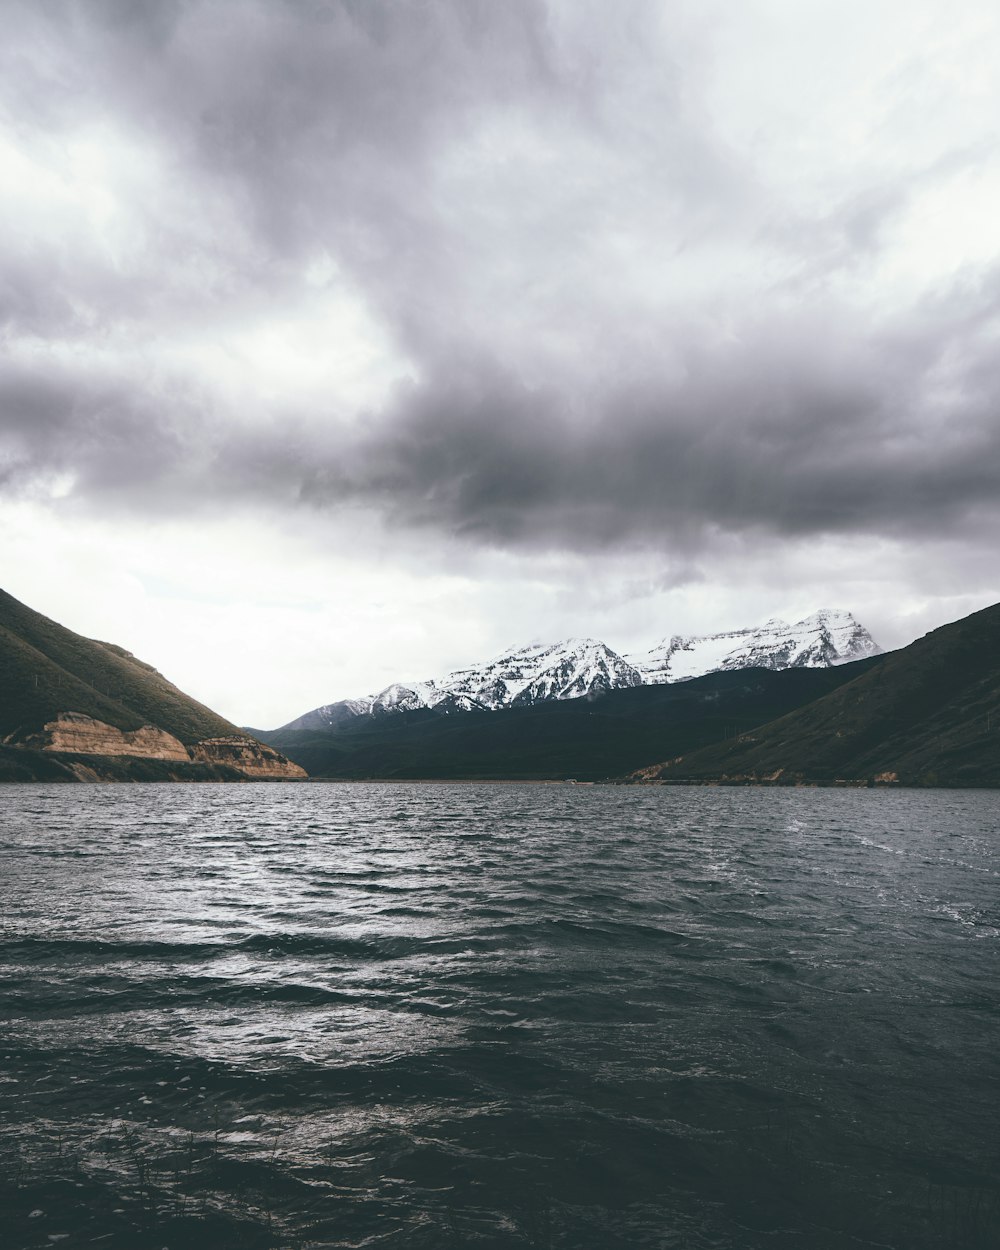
[1,782,998,1248]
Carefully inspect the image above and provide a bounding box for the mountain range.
[5,588,998,788]
[279,608,880,731]
[258,660,883,782]
[259,600,1000,785]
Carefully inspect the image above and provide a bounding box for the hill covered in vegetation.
[0,589,304,782]
[635,602,1000,787]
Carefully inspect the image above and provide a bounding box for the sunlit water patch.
[1,783,998,1248]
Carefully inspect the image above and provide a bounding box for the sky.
[3,0,1000,729]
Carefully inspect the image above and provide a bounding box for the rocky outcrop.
[5,713,191,760]
[2,713,307,781]
[190,735,308,779]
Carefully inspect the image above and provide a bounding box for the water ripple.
[1,782,998,1248]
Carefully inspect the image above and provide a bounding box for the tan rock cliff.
[190,735,308,779]
[6,712,191,760]
[3,713,307,780]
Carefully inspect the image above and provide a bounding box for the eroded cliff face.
[3,713,307,781]
[5,713,191,760]
[190,736,308,779]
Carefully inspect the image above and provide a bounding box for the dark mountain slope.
[0,588,234,743]
[259,658,879,781]
[0,589,304,781]
[638,601,1000,787]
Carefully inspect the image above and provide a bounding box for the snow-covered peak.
[367,681,440,714]
[427,637,644,711]
[629,610,881,684]
[275,610,881,730]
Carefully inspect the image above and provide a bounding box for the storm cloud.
[3,0,1000,557]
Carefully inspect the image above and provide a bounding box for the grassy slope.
[646,602,1000,786]
[260,659,879,780]
[0,589,236,744]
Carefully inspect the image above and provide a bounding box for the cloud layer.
[3,0,1000,563]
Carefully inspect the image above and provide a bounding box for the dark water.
[1,783,998,1249]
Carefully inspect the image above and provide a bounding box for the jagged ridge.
[282,639,644,731]
[279,611,880,732]
[628,609,881,683]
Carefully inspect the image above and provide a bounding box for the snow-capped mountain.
[278,610,881,732]
[628,609,881,683]
[431,638,644,710]
[280,639,644,731]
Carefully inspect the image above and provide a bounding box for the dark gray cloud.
[307,275,1000,548]
[2,0,1000,559]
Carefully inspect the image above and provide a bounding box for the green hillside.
[0,588,236,744]
[641,602,1000,786]
[259,659,879,781]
